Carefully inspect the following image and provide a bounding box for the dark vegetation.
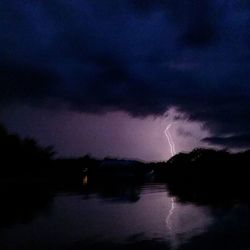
[0,124,54,177]
[155,148,250,205]
[0,124,151,182]
[1,123,250,203]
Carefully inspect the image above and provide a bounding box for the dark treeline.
[0,124,95,181]
[0,124,151,181]
[1,123,250,205]
[0,124,55,176]
[155,148,250,205]
[0,124,54,161]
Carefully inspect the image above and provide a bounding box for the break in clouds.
[1,0,250,149]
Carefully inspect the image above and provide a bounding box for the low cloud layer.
[1,0,250,149]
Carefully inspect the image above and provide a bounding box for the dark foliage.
[1,123,250,208]
[155,148,250,205]
[0,124,55,176]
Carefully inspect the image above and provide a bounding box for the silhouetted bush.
[155,148,250,205]
[0,124,55,176]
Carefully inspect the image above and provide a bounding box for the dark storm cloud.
[1,0,250,149]
[203,134,250,149]
[132,0,219,47]
[0,62,56,103]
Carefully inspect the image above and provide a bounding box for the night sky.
[1,0,250,161]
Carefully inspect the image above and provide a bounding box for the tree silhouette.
[0,124,55,176]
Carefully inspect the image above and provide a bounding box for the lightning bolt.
[165,123,176,231]
[164,124,176,156]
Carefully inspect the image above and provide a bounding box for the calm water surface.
[0,181,249,250]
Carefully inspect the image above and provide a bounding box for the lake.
[0,179,249,250]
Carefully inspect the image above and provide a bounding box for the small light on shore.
[83,175,88,186]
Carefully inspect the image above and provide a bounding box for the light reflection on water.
[165,195,212,249]
[0,182,213,250]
